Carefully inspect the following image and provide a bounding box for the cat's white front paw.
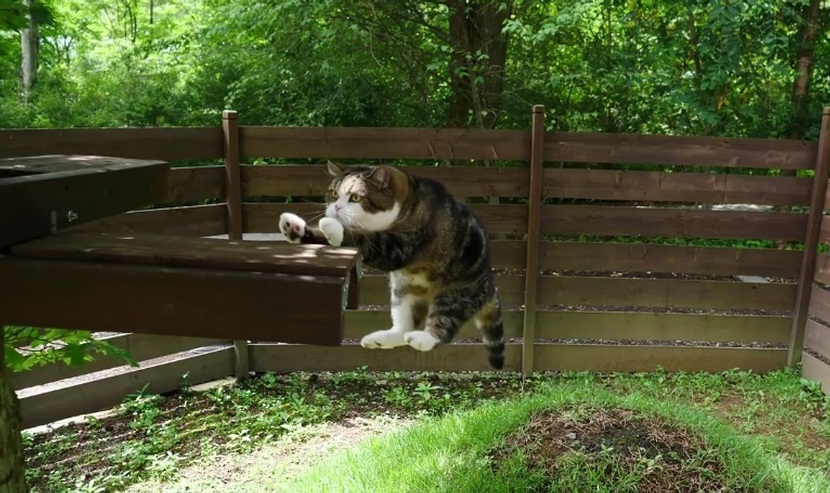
[319,217,345,246]
[360,329,406,349]
[404,331,441,351]
[279,213,306,244]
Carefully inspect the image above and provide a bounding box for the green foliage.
[4,325,135,372]
[0,0,825,137]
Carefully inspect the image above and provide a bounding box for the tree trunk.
[20,0,39,103]
[789,0,822,140]
[0,328,29,493]
[446,0,512,129]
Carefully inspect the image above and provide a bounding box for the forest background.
[1,0,828,140]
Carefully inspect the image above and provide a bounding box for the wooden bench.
[1,154,361,346]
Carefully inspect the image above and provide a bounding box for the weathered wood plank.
[357,274,794,311]
[0,127,224,161]
[536,311,791,343]
[537,276,796,311]
[0,155,170,248]
[544,132,816,170]
[12,232,361,278]
[542,205,807,241]
[243,203,527,235]
[168,166,225,204]
[18,347,234,429]
[805,319,830,359]
[0,257,348,346]
[239,127,530,161]
[802,352,830,395]
[808,284,830,324]
[11,334,228,389]
[545,168,811,205]
[541,241,801,278]
[533,344,787,372]
[248,343,521,373]
[815,253,830,285]
[242,164,529,199]
[73,204,228,237]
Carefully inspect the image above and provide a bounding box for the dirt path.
[123,415,411,493]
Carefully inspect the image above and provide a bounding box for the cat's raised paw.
[319,217,345,246]
[279,213,306,243]
[360,329,406,349]
[404,331,441,352]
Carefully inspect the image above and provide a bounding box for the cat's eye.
[349,194,363,203]
[329,190,338,200]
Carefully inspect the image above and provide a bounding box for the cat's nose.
[335,204,342,212]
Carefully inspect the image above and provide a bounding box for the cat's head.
[324,162,409,231]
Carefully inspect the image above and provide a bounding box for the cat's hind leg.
[404,286,479,352]
[473,292,505,370]
[360,273,429,349]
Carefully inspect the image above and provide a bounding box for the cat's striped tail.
[475,294,505,370]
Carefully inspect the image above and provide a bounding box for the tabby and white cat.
[279,162,505,369]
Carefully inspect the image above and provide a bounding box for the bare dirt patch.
[490,407,738,492]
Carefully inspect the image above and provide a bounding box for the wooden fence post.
[522,105,545,376]
[788,107,830,367]
[222,110,250,380]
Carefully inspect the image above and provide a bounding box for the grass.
[22,367,830,493]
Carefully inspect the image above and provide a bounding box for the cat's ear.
[369,165,409,199]
[326,161,344,177]
[368,165,397,187]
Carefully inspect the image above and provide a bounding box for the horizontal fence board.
[0,127,224,161]
[249,343,521,372]
[239,127,530,161]
[357,275,793,311]
[802,352,830,394]
[73,204,227,237]
[545,168,811,205]
[542,205,807,241]
[805,319,830,359]
[814,253,830,285]
[19,347,234,429]
[242,164,529,199]
[541,241,801,277]
[533,344,787,372]
[243,203,527,235]
[536,311,790,343]
[168,166,225,204]
[538,276,795,311]
[544,132,816,170]
[343,309,524,339]
[820,217,830,244]
[808,284,830,324]
[12,334,228,389]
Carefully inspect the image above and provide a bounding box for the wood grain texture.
[808,284,830,324]
[533,344,787,372]
[11,333,228,389]
[0,127,224,161]
[541,241,801,277]
[544,132,816,169]
[242,164,529,199]
[816,253,830,285]
[18,347,234,429]
[168,166,225,204]
[542,205,807,241]
[239,126,530,161]
[12,232,361,278]
[805,319,830,359]
[243,202,528,235]
[72,204,227,237]
[0,257,348,346]
[545,167,811,205]
[0,155,169,247]
[248,343,522,373]
[537,276,796,311]
[536,311,791,343]
[802,352,830,393]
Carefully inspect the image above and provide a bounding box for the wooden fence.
[4,106,830,429]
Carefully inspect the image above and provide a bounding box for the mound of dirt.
[490,407,735,492]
